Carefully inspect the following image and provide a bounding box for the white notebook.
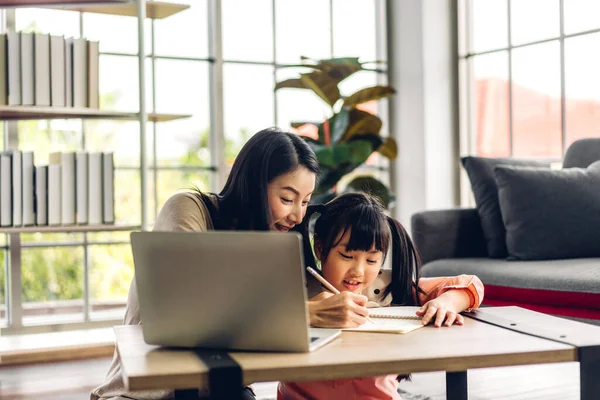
[343,306,424,334]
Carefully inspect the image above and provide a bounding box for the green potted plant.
[275,56,397,206]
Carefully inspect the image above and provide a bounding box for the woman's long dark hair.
[296,192,423,306]
[197,127,319,230]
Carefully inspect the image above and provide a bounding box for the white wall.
[386,0,460,227]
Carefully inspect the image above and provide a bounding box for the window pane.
[512,42,562,158]
[275,0,331,64]
[22,247,84,326]
[223,64,274,167]
[510,0,560,46]
[472,52,510,157]
[154,0,208,58]
[114,169,142,225]
[89,244,132,322]
[100,56,153,113]
[155,60,210,167]
[276,67,332,130]
[84,14,151,55]
[85,120,143,168]
[565,33,600,147]
[332,0,376,61]
[470,0,508,53]
[156,170,210,212]
[18,120,82,163]
[564,0,600,35]
[21,232,82,245]
[16,8,79,37]
[222,0,273,62]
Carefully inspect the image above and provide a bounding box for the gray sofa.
[411,138,600,325]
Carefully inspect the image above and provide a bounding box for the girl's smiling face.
[316,228,384,294]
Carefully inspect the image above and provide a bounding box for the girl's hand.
[307,291,369,328]
[416,290,471,327]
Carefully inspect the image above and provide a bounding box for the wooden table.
[115,306,600,400]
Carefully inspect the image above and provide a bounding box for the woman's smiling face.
[266,166,315,232]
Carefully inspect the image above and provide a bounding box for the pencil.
[306,266,374,324]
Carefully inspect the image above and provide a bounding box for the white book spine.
[72,38,88,108]
[50,35,66,107]
[76,151,88,224]
[88,41,99,109]
[35,166,48,226]
[0,34,7,106]
[60,152,76,225]
[20,32,34,106]
[22,151,35,226]
[48,164,61,226]
[102,152,114,224]
[0,153,13,227]
[88,152,103,225]
[65,38,73,107]
[34,33,51,106]
[11,150,22,226]
[7,31,21,105]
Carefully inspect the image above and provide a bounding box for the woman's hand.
[416,290,471,327]
[307,291,370,328]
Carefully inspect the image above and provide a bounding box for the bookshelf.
[0,0,185,335]
[0,224,140,234]
[0,106,190,122]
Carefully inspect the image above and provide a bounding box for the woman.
[91,127,371,400]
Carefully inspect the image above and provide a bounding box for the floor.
[0,357,581,400]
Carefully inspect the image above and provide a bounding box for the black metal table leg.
[580,345,600,400]
[446,371,468,400]
[174,389,200,399]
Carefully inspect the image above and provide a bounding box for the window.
[460,0,600,160]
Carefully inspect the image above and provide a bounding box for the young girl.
[280,192,484,400]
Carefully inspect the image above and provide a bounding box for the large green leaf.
[342,109,383,141]
[300,71,341,107]
[316,110,350,145]
[274,78,310,91]
[344,176,395,208]
[377,137,398,159]
[343,86,396,108]
[319,57,363,82]
[313,140,374,168]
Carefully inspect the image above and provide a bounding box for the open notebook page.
[343,306,424,334]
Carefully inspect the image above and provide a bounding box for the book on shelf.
[7,31,21,106]
[72,37,88,108]
[88,152,103,225]
[34,33,51,107]
[76,151,88,224]
[65,37,73,107]
[21,32,34,106]
[102,152,114,224]
[50,151,76,225]
[0,152,13,227]
[22,151,35,226]
[88,40,99,109]
[50,35,66,107]
[11,150,22,226]
[47,163,61,226]
[0,34,7,106]
[35,165,48,226]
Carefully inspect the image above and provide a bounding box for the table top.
[116,306,600,391]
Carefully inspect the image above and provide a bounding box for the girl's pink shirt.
[277,274,485,400]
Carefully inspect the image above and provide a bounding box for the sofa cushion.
[461,157,548,258]
[421,258,600,312]
[494,161,600,260]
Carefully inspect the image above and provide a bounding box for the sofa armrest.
[411,208,488,264]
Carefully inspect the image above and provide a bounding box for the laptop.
[130,231,341,352]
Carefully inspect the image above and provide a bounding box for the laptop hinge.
[193,349,244,400]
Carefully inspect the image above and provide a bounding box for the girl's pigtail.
[384,216,423,306]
